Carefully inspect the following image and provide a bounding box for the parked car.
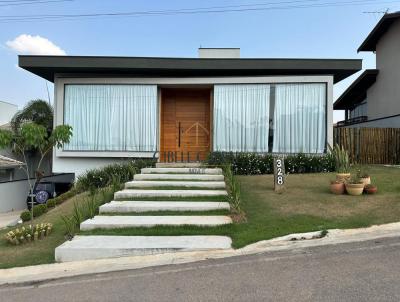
[26,181,72,209]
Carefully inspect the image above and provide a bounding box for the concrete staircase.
[55,166,232,262]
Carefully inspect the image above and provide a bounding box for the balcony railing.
[336,116,368,127]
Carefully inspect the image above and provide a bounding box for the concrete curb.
[2,222,400,286]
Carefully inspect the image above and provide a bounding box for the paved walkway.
[55,165,232,262]
[0,210,23,229]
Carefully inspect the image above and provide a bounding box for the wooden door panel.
[161,89,210,162]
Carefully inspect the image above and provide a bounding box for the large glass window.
[272,83,326,153]
[213,84,270,152]
[64,84,158,152]
[213,83,327,154]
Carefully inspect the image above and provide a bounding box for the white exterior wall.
[53,75,333,176]
[0,101,17,126]
[366,19,400,120]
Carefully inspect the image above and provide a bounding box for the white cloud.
[6,34,66,55]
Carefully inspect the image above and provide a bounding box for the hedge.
[206,152,335,175]
[75,159,156,192]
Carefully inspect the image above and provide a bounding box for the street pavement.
[2,236,400,301]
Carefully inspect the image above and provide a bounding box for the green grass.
[1,165,400,269]
[0,192,89,269]
[85,165,400,249]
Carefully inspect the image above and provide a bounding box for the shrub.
[4,223,53,245]
[54,188,79,206]
[20,204,48,221]
[76,159,156,192]
[206,152,335,175]
[47,199,56,208]
[20,211,31,222]
[328,144,350,173]
[33,204,47,217]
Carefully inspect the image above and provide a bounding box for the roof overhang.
[18,55,362,84]
[333,69,379,110]
[358,12,400,52]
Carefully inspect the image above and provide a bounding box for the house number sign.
[274,157,285,192]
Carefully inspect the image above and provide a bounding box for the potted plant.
[329,144,351,182]
[345,176,365,196]
[330,180,345,195]
[359,171,371,186]
[365,184,378,194]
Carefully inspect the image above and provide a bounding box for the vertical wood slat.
[333,127,400,165]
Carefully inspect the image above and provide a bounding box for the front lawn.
[1,165,399,269]
[84,165,400,248]
[0,192,88,269]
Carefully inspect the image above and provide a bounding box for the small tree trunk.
[30,193,34,223]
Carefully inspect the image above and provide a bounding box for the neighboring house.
[0,155,24,181]
[335,12,400,127]
[19,49,361,176]
[0,101,17,128]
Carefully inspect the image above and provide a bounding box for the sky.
[0,0,397,122]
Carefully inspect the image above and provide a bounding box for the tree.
[0,123,72,222]
[11,99,53,134]
[10,99,55,176]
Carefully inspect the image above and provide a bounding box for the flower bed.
[5,223,53,245]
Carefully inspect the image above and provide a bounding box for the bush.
[33,204,47,217]
[20,211,31,222]
[75,159,156,192]
[53,187,79,206]
[47,199,56,208]
[206,152,335,175]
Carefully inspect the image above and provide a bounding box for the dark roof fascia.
[18,55,361,84]
[358,12,400,52]
[333,69,379,110]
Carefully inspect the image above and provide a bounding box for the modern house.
[19,49,361,176]
[335,12,400,127]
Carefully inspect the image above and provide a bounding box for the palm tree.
[11,99,53,134]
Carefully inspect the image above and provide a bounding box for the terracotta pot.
[330,182,345,195]
[365,186,378,194]
[345,183,365,196]
[336,173,351,183]
[360,177,371,186]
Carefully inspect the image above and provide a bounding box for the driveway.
[0,210,22,229]
[2,236,400,301]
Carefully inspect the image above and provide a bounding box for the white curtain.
[272,83,326,153]
[64,84,157,151]
[213,84,270,152]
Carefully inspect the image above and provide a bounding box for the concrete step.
[99,201,231,213]
[125,181,226,189]
[156,162,202,168]
[80,215,232,230]
[141,167,222,175]
[55,235,232,262]
[115,189,228,199]
[134,173,224,181]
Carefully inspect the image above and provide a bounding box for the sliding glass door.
[213,83,327,154]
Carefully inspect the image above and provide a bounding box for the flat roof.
[18,55,362,83]
[358,12,400,52]
[333,69,379,110]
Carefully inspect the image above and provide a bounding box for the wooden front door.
[161,89,211,162]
